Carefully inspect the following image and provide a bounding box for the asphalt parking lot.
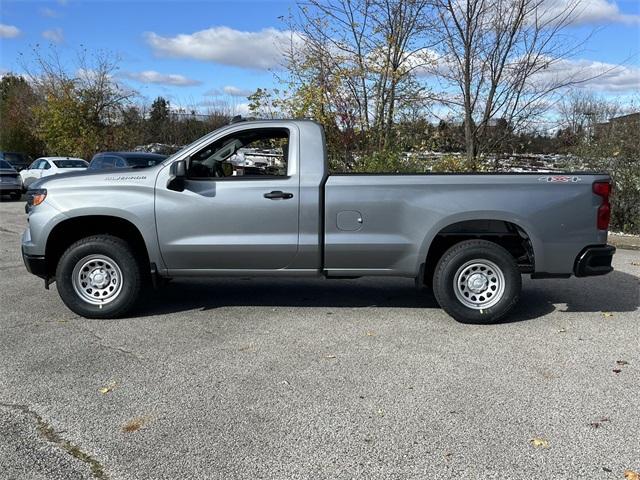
[0,197,638,480]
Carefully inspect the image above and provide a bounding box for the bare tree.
[283,0,432,159]
[427,0,600,167]
[558,90,620,138]
[19,46,137,157]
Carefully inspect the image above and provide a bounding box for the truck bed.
[323,173,609,277]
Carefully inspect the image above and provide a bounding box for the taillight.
[593,181,611,230]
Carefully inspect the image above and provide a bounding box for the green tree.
[147,96,170,142]
[32,80,100,158]
[23,47,136,159]
[0,74,44,156]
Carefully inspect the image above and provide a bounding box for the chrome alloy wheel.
[453,259,505,310]
[71,254,123,305]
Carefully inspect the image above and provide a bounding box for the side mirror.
[167,160,186,192]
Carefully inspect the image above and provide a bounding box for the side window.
[115,157,127,168]
[35,160,47,169]
[187,128,289,179]
[101,156,118,169]
[29,160,41,169]
[90,158,102,169]
[43,161,51,170]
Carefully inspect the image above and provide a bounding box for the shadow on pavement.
[134,269,639,323]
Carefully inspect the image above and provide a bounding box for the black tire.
[432,240,521,324]
[56,235,142,318]
[10,192,21,201]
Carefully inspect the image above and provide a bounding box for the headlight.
[26,188,47,207]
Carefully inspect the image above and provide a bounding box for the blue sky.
[1,0,639,114]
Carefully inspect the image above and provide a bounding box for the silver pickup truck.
[21,120,615,323]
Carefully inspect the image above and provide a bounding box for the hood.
[29,165,161,190]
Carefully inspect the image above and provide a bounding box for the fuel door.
[337,210,363,231]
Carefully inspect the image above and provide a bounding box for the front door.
[22,160,45,187]
[155,126,299,272]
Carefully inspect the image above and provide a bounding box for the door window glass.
[187,128,289,179]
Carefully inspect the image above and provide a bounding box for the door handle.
[264,190,293,200]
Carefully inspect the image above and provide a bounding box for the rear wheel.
[56,235,142,318]
[433,240,521,324]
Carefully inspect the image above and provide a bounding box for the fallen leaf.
[557,328,567,333]
[366,331,376,336]
[624,470,639,480]
[602,312,614,317]
[602,467,612,473]
[98,381,117,394]
[530,437,549,449]
[377,408,385,417]
[631,261,640,266]
[616,360,629,366]
[122,416,147,433]
[589,417,610,428]
[613,369,622,374]
[324,354,336,359]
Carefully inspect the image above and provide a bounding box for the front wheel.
[433,240,521,324]
[56,235,142,318]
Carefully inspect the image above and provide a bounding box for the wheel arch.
[419,215,538,286]
[45,215,151,279]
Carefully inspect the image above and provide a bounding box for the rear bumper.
[574,245,616,277]
[22,249,48,280]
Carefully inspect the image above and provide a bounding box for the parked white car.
[20,157,88,190]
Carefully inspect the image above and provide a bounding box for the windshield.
[53,160,88,168]
[3,153,23,163]
[0,160,15,170]
[126,156,166,167]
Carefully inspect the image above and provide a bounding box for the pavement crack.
[76,324,142,362]
[0,402,109,479]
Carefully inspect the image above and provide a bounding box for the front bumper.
[22,248,48,280]
[574,245,616,277]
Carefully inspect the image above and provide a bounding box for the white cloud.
[39,7,60,18]
[534,58,640,93]
[0,24,20,38]
[544,0,640,25]
[144,26,300,70]
[42,28,64,44]
[223,85,254,97]
[121,70,202,87]
[205,85,254,97]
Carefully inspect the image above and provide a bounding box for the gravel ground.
[0,198,638,480]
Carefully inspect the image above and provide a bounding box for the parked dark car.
[88,152,167,170]
[0,159,22,200]
[0,152,31,172]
